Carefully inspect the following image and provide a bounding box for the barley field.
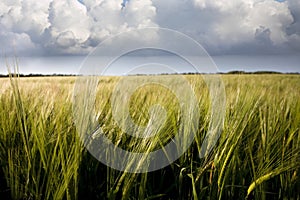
[0,74,299,199]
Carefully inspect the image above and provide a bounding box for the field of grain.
[0,74,299,200]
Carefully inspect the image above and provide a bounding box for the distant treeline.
[220,71,299,75]
[0,71,299,77]
[138,71,300,76]
[0,73,76,78]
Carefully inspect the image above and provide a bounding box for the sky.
[0,0,299,74]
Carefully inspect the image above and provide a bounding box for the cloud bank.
[0,0,299,56]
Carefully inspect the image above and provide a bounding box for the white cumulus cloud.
[0,0,299,56]
[0,0,157,55]
[191,0,295,53]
